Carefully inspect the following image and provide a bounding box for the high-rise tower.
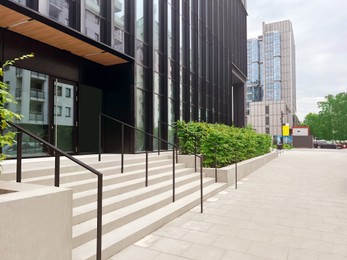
[246,20,296,136]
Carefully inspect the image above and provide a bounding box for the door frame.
[49,76,79,155]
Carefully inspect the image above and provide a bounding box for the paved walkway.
[111,149,347,260]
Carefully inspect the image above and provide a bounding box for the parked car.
[337,142,347,149]
[313,140,341,149]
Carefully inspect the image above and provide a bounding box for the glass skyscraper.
[246,20,296,136]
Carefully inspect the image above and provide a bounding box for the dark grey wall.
[293,136,313,148]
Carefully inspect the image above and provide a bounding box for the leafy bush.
[176,121,272,168]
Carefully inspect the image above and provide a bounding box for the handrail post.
[158,120,160,155]
[121,124,124,173]
[145,148,148,187]
[98,114,101,162]
[175,125,178,163]
[200,155,203,213]
[172,146,175,202]
[96,175,103,260]
[16,131,22,183]
[54,151,60,187]
[214,145,217,182]
[194,135,197,172]
[235,151,238,189]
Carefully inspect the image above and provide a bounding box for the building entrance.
[3,67,78,157]
[52,78,77,154]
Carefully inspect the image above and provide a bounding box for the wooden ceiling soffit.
[0,5,128,66]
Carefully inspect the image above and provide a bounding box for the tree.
[303,92,347,140]
[0,53,34,172]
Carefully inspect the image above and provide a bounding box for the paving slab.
[111,149,347,259]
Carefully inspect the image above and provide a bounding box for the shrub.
[176,121,272,168]
[0,53,33,173]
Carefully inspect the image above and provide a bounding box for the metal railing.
[7,122,103,260]
[98,113,204,212]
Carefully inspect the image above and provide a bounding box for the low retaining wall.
[178,151,278,186]
[0,181,72,260]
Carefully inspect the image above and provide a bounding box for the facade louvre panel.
[1,0,247,154]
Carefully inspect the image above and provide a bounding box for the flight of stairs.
[0,153,227,259]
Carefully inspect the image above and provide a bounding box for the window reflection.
[3,66,49,157]
[113,0,126,52]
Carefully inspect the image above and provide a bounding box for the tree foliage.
[0,53,34,170]
[303,92,347,140]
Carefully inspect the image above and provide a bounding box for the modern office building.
[246,20,296,136]
[1,0,247,156]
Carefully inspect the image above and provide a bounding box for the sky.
[247,0,347,121]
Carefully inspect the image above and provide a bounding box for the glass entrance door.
[53,79,76,153]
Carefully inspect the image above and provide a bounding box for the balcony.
[114,0,122,13]
[16,68,23,78]
[29,112,44,122]
[31,71,47,81]
[114,28,124,44]
[30,88,45,100]
[86,0,100,15]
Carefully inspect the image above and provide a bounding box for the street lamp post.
[280,111,284,147]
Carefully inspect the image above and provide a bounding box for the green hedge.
[176,121,272,168]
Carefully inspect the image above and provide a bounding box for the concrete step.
[73,169,198,225]
[73,166,194,208]
[0,153,171,181]
[61,162,187,193]
[15,158,175,187]
[72,182,227,260]
[72,177,217,249]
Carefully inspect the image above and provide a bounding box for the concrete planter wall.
[0,181,72,260]
[178,151,278,186]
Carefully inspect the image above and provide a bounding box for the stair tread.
[72,182,226,260]
[73,168,196,217]
[72,177,213,238]
[59,160,183,189]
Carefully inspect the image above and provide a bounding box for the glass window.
[168,2,173,59]
[153,94,160,150]
[113,0,126,52]
[55,106,62,116]
[38,0,73,27]
[82,0,106,42]
[136,40,148,66]
[153,0,160,50]
[135,89,147,151]
[114,0,125,29]
[265,116,270,125]
[65,87,71,98]
[136,0,145,42]
[65,107,71,117]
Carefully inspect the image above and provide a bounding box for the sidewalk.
[110,149,347,260]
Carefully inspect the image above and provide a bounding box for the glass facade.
[246,31,281,116]
[5,0,247,153]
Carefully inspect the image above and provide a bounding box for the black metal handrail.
[98,113,204,212]
[7,122,103,260]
